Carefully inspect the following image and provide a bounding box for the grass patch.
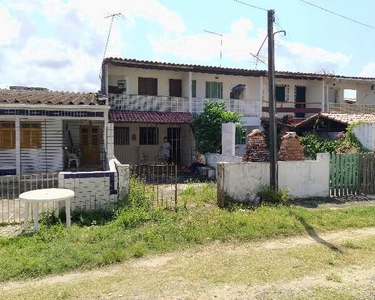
[1,182,375,282]
[325,273,343,283]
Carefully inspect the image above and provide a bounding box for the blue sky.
[1,0,375,92]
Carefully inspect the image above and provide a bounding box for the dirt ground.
[2,227,375,300]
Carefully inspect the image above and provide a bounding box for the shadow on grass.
[289,209,343,254]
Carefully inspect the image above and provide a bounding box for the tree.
[192,101,244,153]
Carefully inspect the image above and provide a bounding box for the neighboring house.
[100,57,375,165]
[0,87,110,175]
[294,113,375,138]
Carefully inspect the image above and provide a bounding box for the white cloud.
[0,6,21,45]
[359,62,375,77]
[149,17,351,73]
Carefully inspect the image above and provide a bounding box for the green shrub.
[118,177,154,211]
[257,185,290,205]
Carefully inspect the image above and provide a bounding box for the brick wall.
[242,129,270,162]
[278,132,305,161]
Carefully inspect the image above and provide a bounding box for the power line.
[233,0,268,12]
[301,0,375,30]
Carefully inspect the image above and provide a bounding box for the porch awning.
[109,110,192,124]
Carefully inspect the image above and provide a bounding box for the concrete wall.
[206,153,242,177]
[217,153,330,203]
[58,159,130,211]
[262,78,324,118]
[353,123,375,151]
[325,80,375,104]
[107,66,262,101]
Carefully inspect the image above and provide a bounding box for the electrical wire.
[301,0,375,30]
[233,0,268,12]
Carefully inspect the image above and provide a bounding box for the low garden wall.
[353,123,375,151]
[58,159,129,211]
[206,153,242,178]
[217,153,330,205]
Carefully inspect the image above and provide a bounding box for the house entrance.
[80,125,100,165]
[167,127,181,165]
[295,86,306,118]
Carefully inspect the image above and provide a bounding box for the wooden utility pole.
[267,9,278,189]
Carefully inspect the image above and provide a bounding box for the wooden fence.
[330,152,375,196]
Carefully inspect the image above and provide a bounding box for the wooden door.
[80,125,100,165]
[295,86,306,118]
[169,79,182,97]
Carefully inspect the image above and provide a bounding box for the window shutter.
[192,80,196,98]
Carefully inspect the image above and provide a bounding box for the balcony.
[262,101,322,115]
[192,98,261,118]
[109,95,262,119]
[329,103,375,114]
[109,94,189,112]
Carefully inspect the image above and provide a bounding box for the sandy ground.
[2,226,375,299]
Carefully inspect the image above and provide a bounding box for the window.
[139,127,159,145]
[114,127,130,145]
[230,84,246,99]
[138,77,158,96]
[21,122,42,149]
[205,81,223,99]
[344,89,357,102]
[192,80,197,98]
[0,122,15,149]
[275,85,286,101]
[169,79,182,97]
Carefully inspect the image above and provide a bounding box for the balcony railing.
[192,98,261,117]
[109,94,189,112]
[329,103,375,114]
[109,94,262,117]
[262,101,321,114]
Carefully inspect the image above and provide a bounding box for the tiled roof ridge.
[103,57,375,80]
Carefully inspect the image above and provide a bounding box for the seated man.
[189,149,206,174]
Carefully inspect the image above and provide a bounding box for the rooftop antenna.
[99,12,125,79]
[204,30,223,67]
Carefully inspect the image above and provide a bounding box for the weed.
[257,185,290,205]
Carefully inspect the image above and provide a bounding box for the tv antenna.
[204,30,223,67]
[99,12,126,79]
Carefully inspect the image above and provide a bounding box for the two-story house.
[101,57,375,166]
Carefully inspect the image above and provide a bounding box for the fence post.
[116,163,130,199]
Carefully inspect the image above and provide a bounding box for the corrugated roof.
[295,113,375,128]
[109,110,192,124]
[103,57,375,81]
[0,89,103,106]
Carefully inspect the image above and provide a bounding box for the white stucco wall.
[325,80,375,104]
[353,123,375,151]
[217,153,330,200]
[107,66,263,102]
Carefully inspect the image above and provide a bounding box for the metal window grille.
[139,127,159,145]
[114,127,130,145]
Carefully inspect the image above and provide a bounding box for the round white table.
[20,188,74,232]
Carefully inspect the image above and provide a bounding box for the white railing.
[329,103,375,114]
[192,98,261,117]
[109,95,190,112]
[109,95,261,117]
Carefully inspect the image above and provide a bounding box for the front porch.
[0,109,108,175]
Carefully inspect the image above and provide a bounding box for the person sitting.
[189,149,206,174]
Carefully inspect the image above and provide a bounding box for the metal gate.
[0,173,58,223]
[330,152,375,196]
[129,164,180,210]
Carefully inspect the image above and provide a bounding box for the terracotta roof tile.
[294,113,375,128]
[109,110,192,124]
[0,88,103,106]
